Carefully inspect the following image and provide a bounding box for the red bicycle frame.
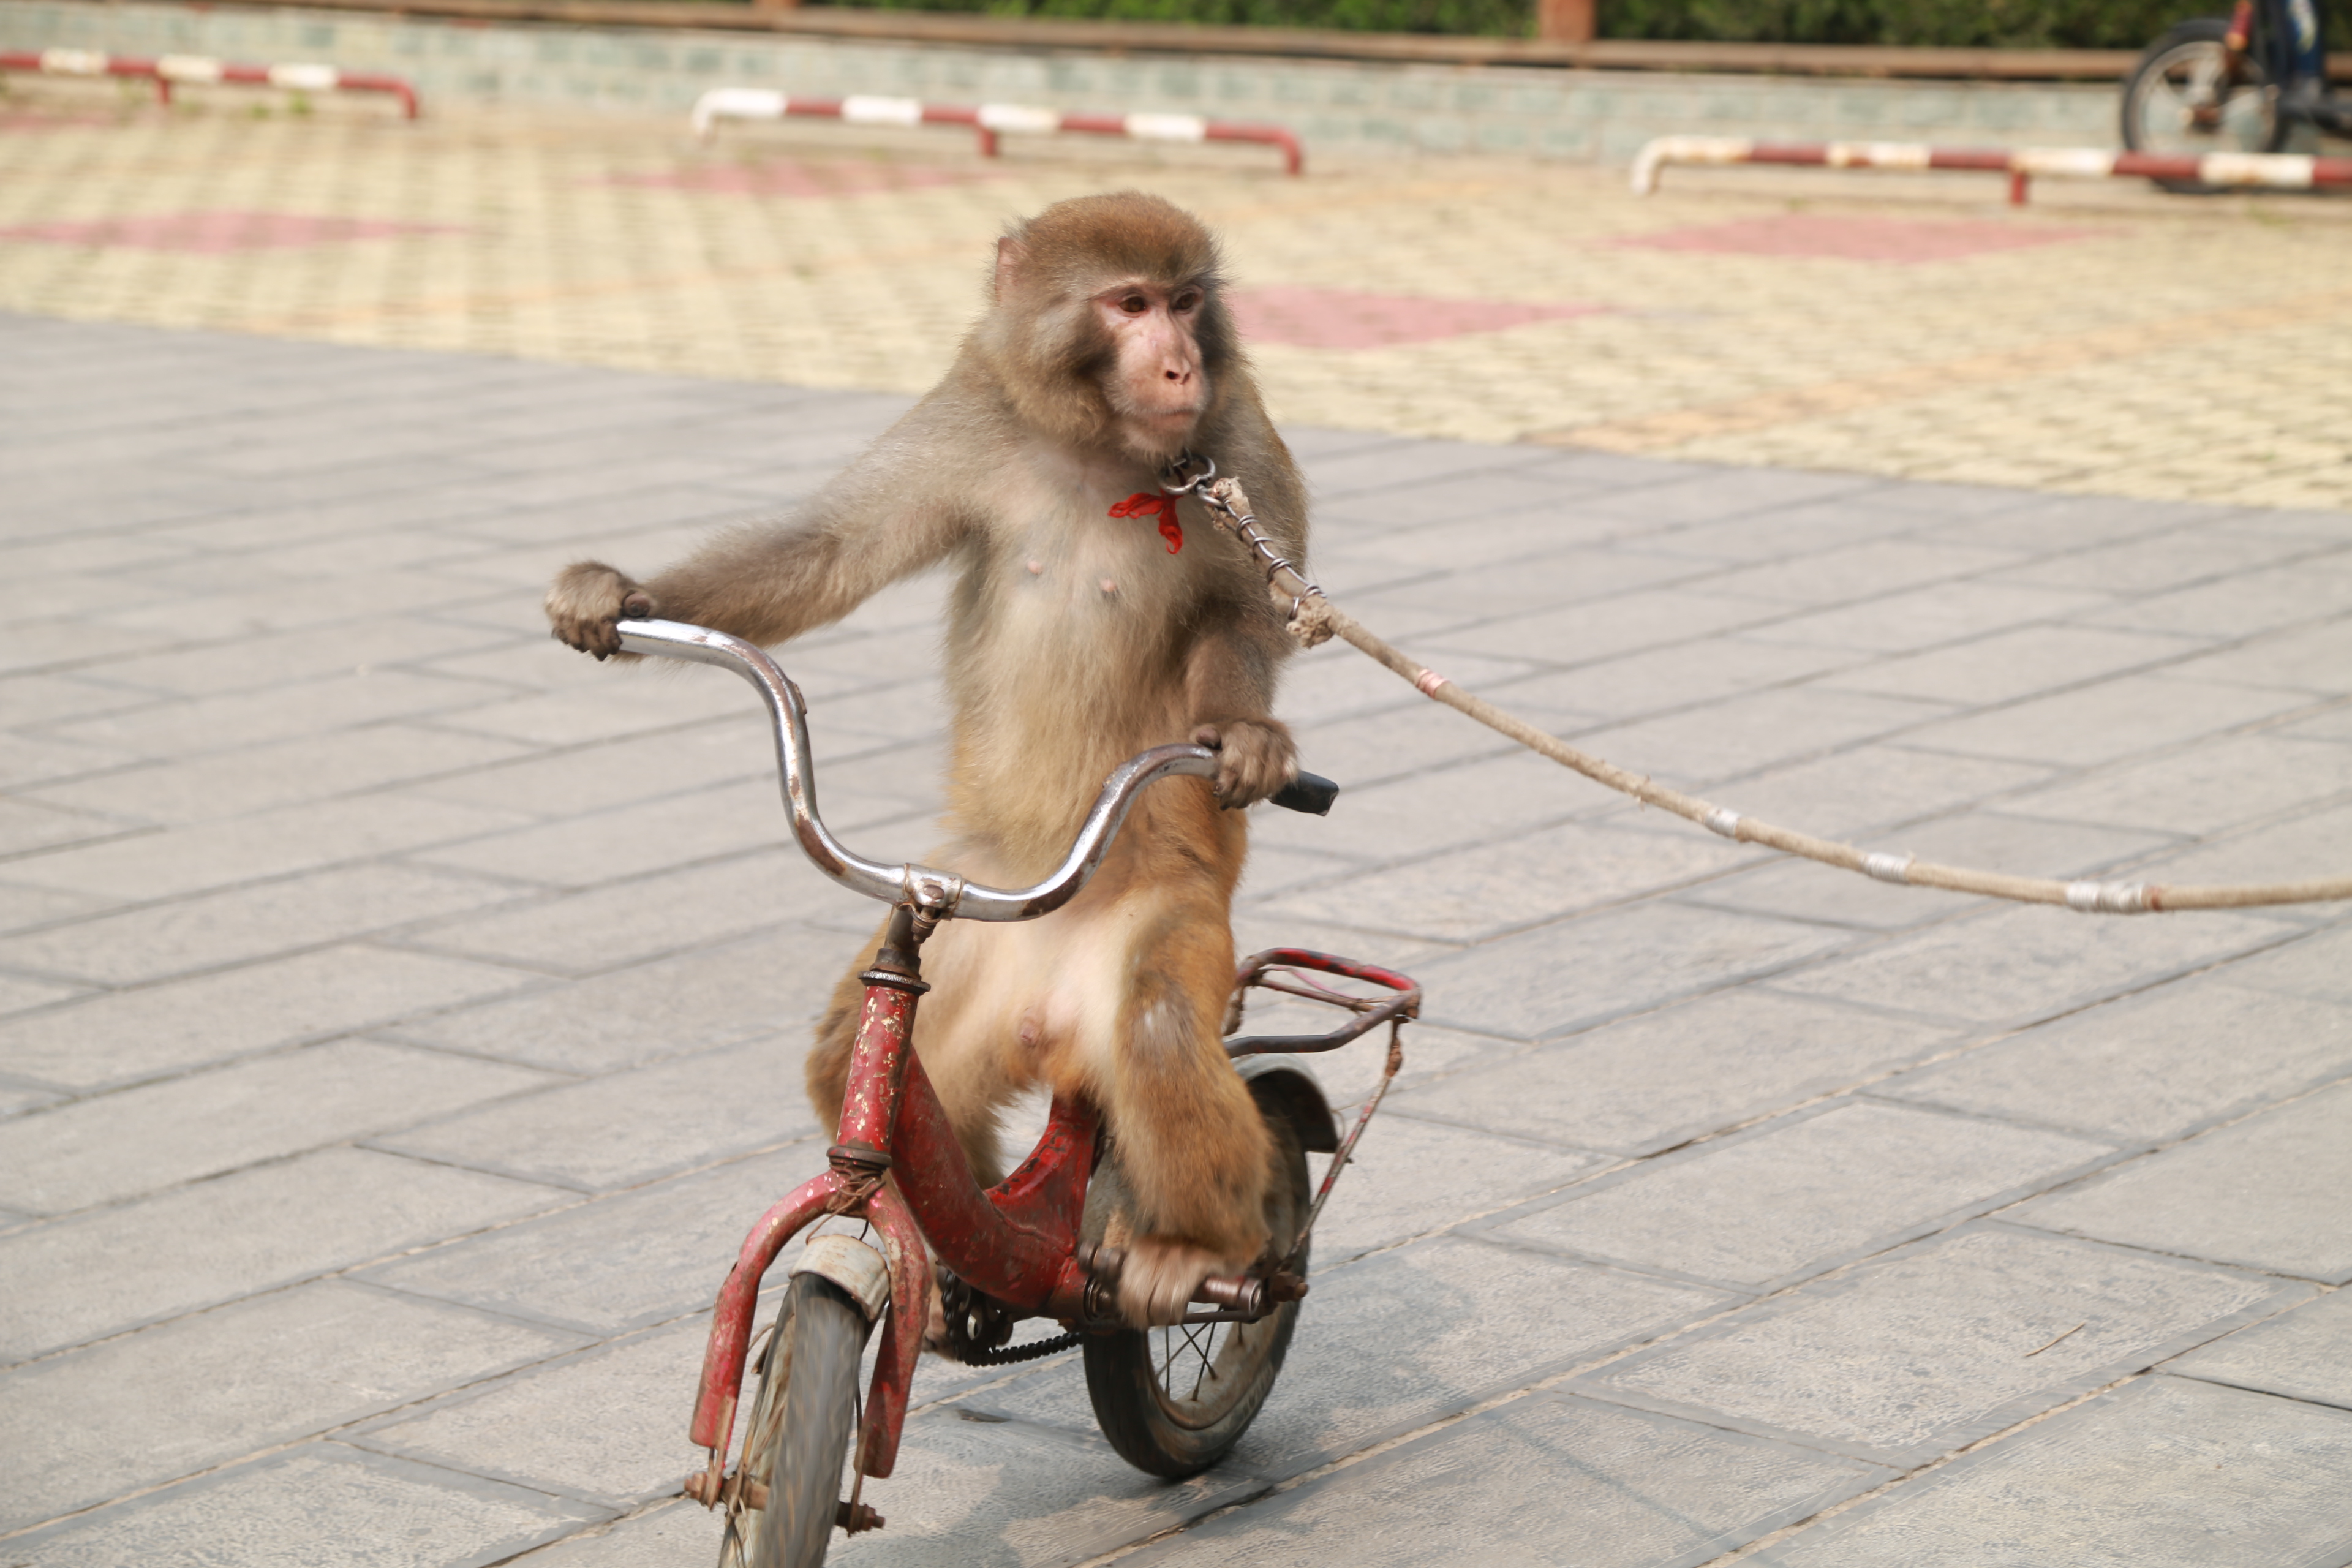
[685,913,1419,1490]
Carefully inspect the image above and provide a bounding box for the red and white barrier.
[690,88,1302,176]
[1632,135,2352,204]
[0,47,418,119]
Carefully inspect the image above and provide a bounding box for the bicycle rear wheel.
[2122,18,2284,182]
[718,1273,872,1568]
[1080,1087,1309,1479]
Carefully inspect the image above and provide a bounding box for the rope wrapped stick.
[1189,475,2352,916]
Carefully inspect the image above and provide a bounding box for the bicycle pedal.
[837,1501,886,1534]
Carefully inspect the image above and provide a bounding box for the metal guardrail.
[691,88,1303,175]
[1632,134,2352,203]
[0,46,419,117]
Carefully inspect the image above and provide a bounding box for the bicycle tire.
[1080,1085,1309,1480]
[730,1273,871,1568]
[2122,18,2285,184]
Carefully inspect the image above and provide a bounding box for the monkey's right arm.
[545,401,978,658]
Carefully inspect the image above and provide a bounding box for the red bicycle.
[615,619,1421,1568]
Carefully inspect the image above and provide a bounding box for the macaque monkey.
[546,192,1308,1327]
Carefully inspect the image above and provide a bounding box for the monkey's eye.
[1172,290,1202,314]
[1118,294,1150,315]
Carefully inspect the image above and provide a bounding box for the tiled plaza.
[2,83,2351,1568]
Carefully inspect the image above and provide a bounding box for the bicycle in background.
[2124,0,2351,167]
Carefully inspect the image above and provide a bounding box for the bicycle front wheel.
[719,1273,872,1568]
[1080,1090,1309,1479]
[2122,18,2283,170]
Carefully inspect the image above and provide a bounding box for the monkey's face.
[1091,278,1212,461]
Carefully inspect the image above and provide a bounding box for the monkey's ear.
[994,236,1028,299]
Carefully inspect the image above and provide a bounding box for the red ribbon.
[1110,492,1182,553]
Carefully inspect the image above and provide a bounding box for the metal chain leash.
[1161,454,2352,915]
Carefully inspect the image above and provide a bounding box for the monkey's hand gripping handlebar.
[616,618,1333,923]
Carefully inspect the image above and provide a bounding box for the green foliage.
[814,0,2352,45]
[824,0,1530,32]
[1596,0,2352,47]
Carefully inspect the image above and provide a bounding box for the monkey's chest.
[1000,519,1188,638]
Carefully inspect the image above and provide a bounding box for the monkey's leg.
[1098,903,1274,1327]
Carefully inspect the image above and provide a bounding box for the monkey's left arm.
[1184,600,1298,807]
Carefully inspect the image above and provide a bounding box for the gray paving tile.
[1924,494,2225,551]
[46,668,514,760]
[1394,990,1954,1156]
[1752,1376,2352,1568]
[1303,1115,1607,1262]
[398,849,837,977]
[1471,634,1856,728]
[0,970,85,1016]
[1563,686,1953,790]
[0,1147,570,1365]
[415,775,898,891]
[1692,744,2056,841]
[360,1148,816,1334]
[970,1235,1728,1480]
[390,925,856,1075]
[0,862,527,986]
[796,1404,1267,1568]
[1,790,536,901]
[376,1033,825,1193]
[1429,587,1784,667]
[1994,731,2352,840]
[2084,554,2352,640]
[1990,524,2329,596]
[26,725,538,826]
[1877,979,2352,1145]
[1404,901,1856,1041]
[1816,624,2198,708]
[2168,1287,2352,1412]
[2150,616,2352,693]
[1572,465,1883,526]
[1741,580,2113,655]
[2016,1079,2352,1284]
[356,1314,710,1510]
[1482,1099,2114,1292]
[0,1280,584,1534]
[1341,545,1713,622]
[1697,539,2021,607]
[3,1444,605,1568]
[0,943,540,1091]
[407,712,773,821]
[505,1499,722,1566]
[0,795,133,856]
[2222,921,2352,1006]
[1771,903,2295,1027]
[1264,816,1756,943]
[0,1037,559,1215]
[1129,1390,1889,1568]
[1582,1224,2304,1466]
[1900,675,2309,769]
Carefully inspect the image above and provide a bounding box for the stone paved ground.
[6,306,2352,1566]
[2,83,2351,507]
[6,91,2352,1568]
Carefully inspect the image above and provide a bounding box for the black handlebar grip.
[1270,771,1340,816]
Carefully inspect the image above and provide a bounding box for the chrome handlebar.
[614,619,1221,924]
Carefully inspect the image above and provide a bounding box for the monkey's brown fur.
[546,193,1308,1325]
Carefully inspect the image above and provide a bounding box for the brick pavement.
[4,297,2351,1564]
[2,87,2352,508]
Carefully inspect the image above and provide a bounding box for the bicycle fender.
[1236,1054,1340,1154]
[791,1234,893,1321]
